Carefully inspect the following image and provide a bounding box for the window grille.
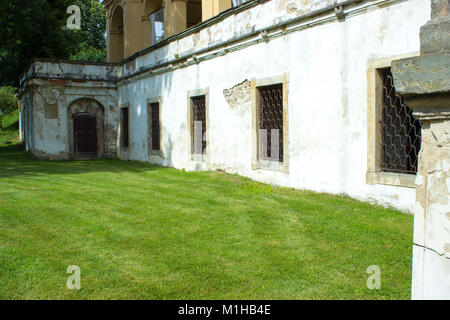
[191,95,206,155]
[380,68,421,174]
[150,103,160,151]
[121,107,129,148]
[259,84,283,162]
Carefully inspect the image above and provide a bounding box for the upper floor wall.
[104,0,240,62]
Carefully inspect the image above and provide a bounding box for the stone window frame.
[147,96,163,159]
[251,74,289,173]
[366,54,420,188]
[119,103,130,150]
[187,88,209,163]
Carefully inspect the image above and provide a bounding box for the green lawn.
[0,122,413,299]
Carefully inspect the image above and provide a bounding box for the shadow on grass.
[0,144,160,179]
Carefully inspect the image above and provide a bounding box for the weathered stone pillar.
[392,0,450,300]
[165,0,187,37]
[141,15,152,48]
[124,0,145,57]
[202,0,232,21]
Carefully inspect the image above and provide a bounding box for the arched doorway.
[109,6,124,62]
[68,99,105,159]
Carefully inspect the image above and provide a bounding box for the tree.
[0,0,77,86]
[69,0,107,62]
[0,86,17,123]
[0,0,106,87]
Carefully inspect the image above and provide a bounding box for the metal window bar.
[150,103,160,151]
[259,84,283,162]
[380,68,421,174]
[122,107,129,148]
[191,95,206,155]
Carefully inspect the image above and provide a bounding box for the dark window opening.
[380,68,421,174]
[121,107,129,148]
[187,0,202,28]
[191,95,206,155]
[259,84,283,162]
[150,102,160,151]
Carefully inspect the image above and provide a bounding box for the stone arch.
[109,5,124,62]
[68,98,105,159]
[145,0,164,15]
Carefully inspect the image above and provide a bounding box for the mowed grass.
[0,142,413,299]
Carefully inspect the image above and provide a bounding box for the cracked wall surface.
[19,0,432,213]
[414,120,450,258]
[223,80,251,109]
[392,0,450,299]
[412,119,450,299]
[19,61,119,160]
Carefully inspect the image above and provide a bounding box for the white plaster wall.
[33,61,118,80]
[33,92,67,156]
[19,92,35,153]
[28,83,118,159]
[118,0,431,212]
[412,245,450,300]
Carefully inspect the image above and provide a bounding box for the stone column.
[165,0,187,37]
[392,0,450,300]
[124,0,145,58]
[202,0,232,21]
[141,15,152,48]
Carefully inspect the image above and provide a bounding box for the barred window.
[191,95,206,155]
[121,107,129,148]
[380,68,421,174]
[149,102,160,151]
[258,84,283,162]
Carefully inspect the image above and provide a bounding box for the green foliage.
[241,181,274,194]
[70,46,106,63]
[0,0,106,86]
[0,0,78,86]
[0,109,19,143]
[0,87,17,122]
[69,0,106,62]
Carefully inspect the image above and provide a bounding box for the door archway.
[68,98,104,159]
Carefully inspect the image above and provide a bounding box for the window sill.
[366,171,417,188]
[191,153,207,162]
[149,150,162,157]
[253,159,289,173]
[149,150,164,163]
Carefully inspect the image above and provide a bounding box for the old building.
[19,0,432,211]
[17,0,450,300]
[391,0,450,299]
